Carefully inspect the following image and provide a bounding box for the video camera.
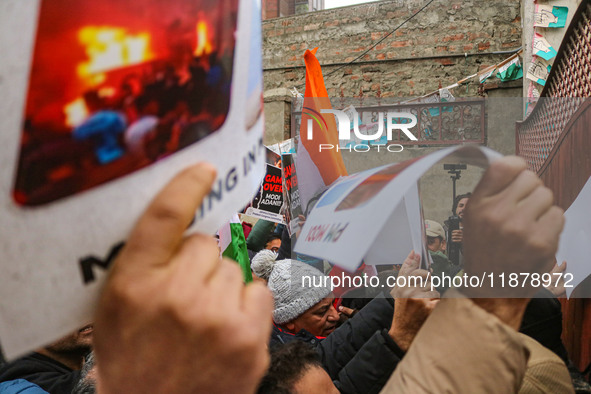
[445,215,461,266]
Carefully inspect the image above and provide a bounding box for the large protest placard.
[0,0,265,358]
[363,181,432,270]
[294,145,501,272]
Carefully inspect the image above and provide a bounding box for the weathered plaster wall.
[263,0,522,99]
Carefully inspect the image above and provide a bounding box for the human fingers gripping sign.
[338,305,356,318]
[471,156,528,197]
[393,251,439,298]
[463,156,565,298]
[118,163,219,274]
[451,229,463,243]
[197,257,273,391]
[94,163,273,394]
[396,250,420,279]
[389,251,439,351]
[547,260,567,298]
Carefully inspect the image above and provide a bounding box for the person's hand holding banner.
[462,156,564,328]
[94,163,273,394]
[389,251,439,352]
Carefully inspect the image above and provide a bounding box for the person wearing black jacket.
[0,353,79,394]
[271,295,406,394]
[265,252,435,394]
[0,325,92,394]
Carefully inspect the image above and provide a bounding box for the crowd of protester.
[1,157,591,393]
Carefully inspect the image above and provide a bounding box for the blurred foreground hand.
[389,251,439,351]
[94,163,273,394]
[463,156,564,298]
[462,156,564,329]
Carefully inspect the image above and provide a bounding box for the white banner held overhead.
[294,145,502,272]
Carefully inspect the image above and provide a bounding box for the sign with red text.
[281,153,305,235]
[246,164,285,224]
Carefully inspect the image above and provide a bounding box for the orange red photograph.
[13,0,239,206]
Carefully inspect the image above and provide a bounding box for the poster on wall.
[0,0,265,358]
[526,56,552,86]
[528,83,540,101]
[525,82,541,117]
[534,5,568,28]
[533,33,557,61]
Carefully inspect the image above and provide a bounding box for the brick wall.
[262,0,521,97]
[262,0,276,20]
[263,0,296,20]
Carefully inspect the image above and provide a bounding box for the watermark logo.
[302,107,329,138]
[303,105,418,152]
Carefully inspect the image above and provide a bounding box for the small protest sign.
[246,164,285,224]
[282,153,305,235]
[556,175,591,298]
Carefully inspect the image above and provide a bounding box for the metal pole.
[452,175,457,206]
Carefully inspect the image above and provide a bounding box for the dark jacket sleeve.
[336,329,405,394]
[17,371,80,394]
[317,295,403,394]
[0,368,79,394]
[0,354,79,394]
[277,225,292,260]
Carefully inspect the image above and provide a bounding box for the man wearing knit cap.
[268,259,338,338]
[265,257,429,394]
[250,249,279,283]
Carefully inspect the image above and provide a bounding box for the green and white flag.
[478,67,496,83]
[220,214,252,283]
[496,56,523,82]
